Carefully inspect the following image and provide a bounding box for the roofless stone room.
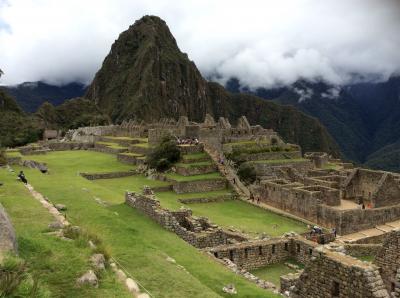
[1,1,400,297]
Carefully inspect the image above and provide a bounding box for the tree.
[147,135,181,171]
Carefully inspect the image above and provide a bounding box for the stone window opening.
[308,248,313,256]
[331,280,340,297]
[272,244,276,254]
[391,282,396,293]
[213,252,218,258]
[229,250,233,261]
[284,242,289,251]
[244,248,249,258]
[258,246,262,256]
[296,243,300,253]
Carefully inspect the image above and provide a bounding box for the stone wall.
[209,237,318,271]
[47,141,94,151]
[0,203,18,258]
[125,191,246,248]
[374,229,400,293]
[250,161,313,176]
[208,239,292,270]
[291,248,389,298]
[344,244,382,257]
[178,194,233,204]
[175,164,217,176]
[235,151,302,162]
[318,204,400,235]
[172,178,227,194]
[117,153,144,165]
[80,171,136,180]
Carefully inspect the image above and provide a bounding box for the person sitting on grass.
[18,171,28,184]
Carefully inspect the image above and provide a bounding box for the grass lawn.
[9,150,277,298]
[165,172,223,182]
[182,152,209,160]
[251,159,308,164]
[118,152,144,157]
[5,150,22,158]
[133,143,151,148]
[175,161,213,168]
[356,255,375,262]
[185,200,308,237]
[96,141,128,150]
[92,175,171,193]
[250,259,303,286]
[0,167,130,298]
[156,190,233,210]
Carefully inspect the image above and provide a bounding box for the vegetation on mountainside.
[147,136,180,171]
[0,149,6,165]
[0,89,42,148]
[85,15,340,157]
[237,163,257,185]
[36,98,109,130]
[6,150,278,297]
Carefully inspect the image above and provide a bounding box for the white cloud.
[0,0,399,88]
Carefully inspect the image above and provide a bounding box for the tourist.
[332,228,337,238]
[257,196,260,204]
[18,171,28,184]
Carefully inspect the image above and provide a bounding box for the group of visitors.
[249,193,261,204]
[308,225,323,236]
[176,138,199,145]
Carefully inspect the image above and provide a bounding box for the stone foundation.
[175,164,217,176]
[80,171,136,180]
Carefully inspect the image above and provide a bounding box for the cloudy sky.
[0,0,399,88]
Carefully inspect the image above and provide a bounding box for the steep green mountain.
[4,81,86,113]
[86,15,340,156]
[0,88,41,147]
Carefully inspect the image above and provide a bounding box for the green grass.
[118,152,144,157]
[132,143,151,148]
[251,158,308,164]
[356,255,375,262]
[175,161,213,168]
[0,167,130,297]
[322,162,342,170]
[5,150,22,158]
[250,259,303,286]
[183,200,308,237]
[165,172,223,182]
[96,141,128,150]
[8,150,277,297]
[156,190,233,210]
[91,175,171,193]
[182,152,209,160]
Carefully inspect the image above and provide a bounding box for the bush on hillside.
[147,136,181,172]
[0,149,6,165]
[0,255,50,297]
[237,163,257,185]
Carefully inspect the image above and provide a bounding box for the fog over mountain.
[1,0,399,88]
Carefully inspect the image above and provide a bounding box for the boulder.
[48,221,64,230]
[0,203,18,257]
[77,270,98,287]
[90,253,105,270]
[125,278,139,293]
[222,284,237,295]
[55,204,67,211]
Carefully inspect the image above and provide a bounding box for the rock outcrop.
[0,203,18,258]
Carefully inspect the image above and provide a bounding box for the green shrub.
[237,163,257,185]
[0,255,50,297]
[0,149,6,166]
[147,136,180,172]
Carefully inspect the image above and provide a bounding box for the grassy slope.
[250,259,303,286]
[0,167,130,298]
[12,150,277,298]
